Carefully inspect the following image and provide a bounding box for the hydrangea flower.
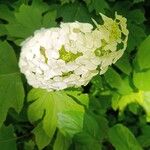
[19,13,128,91]
[92,13,129,74]
[19,22,99,91]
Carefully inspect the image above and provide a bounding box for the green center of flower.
[62,71,74,77]
[59,46,83,63]
[109,23,121,41]
[94,40,108,57]
[40,46,48,63]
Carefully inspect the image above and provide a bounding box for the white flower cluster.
[19,13,128,91]
[92,13,129,74]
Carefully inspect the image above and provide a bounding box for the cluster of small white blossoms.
[19,13,128,91]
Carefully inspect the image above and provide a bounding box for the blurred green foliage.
[1,0,150,149]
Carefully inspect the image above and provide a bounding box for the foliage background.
[0,0,150,149]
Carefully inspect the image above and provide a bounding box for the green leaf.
[117,77,133,95]
[128,9,145,25]
[111,1,132,15]
[27,89,85,148]
[0,25,7,36]
[138,125,150,148]
[57,111,84,137]
[94,115,109,140]
[112,91,150,121]
[74,113,102,150]
[4,3,56,44]
[24,140,35,150]
[125,8,146,52]
[0,125,17,150]
[42,10,57,28]
[75,135,101,150]
[108,124,142,150]
[53,132,71,150]
[31,0,50,13]
[138,135,150,148]
[6,4,42,39]
[142,91,150,121]
[60,0,75,5]
[128,103,140,115]
[104,67,122,89]
[112,92,138,114]
[28,89,57,141]
[0,42,18,74]
[0,5,15,22]
[133,0,144,4]
[133,69,150,91]
[84,0,109,14]
[90,75,103,96]
[127,23,146,52]
[15,4,42,30]
[65,90,89,107]
[32,123,51,150]
[57,3,92,23]
[0,41,24,127]
[115,53,132,75]
[136,35,150,70]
